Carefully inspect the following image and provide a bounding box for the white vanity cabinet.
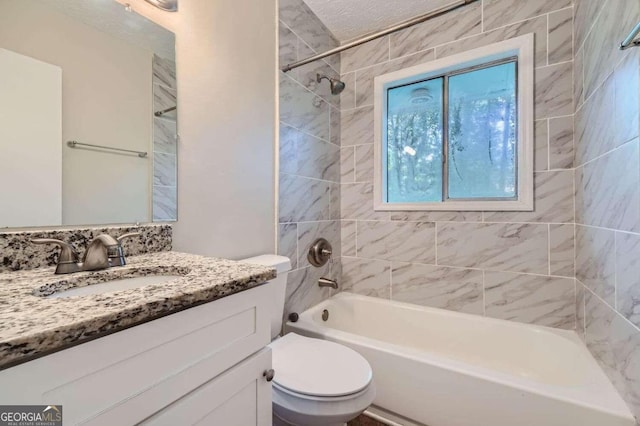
[0,283,273,425]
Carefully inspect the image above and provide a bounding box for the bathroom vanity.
[0,252,276,425]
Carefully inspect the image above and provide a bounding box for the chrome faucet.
[32,232,140,274]
[318,277,339,289]
[82,234,120,271]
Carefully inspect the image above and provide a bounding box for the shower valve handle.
[308,238,333,267]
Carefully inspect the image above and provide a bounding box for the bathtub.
[285,293,635,426]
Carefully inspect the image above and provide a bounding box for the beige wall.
[0,49,62,227]
[338,1,576,329]
[118,0,277,259]
[574,0,640,420]
[0,0,152,226]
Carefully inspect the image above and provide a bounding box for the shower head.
[317,73,346,95]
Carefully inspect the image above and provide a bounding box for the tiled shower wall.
[278,0,342,318]
[339,1,577,329]
[152,54,178,221]
[574,0,640,419]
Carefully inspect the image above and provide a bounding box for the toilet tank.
[240,254,292,339]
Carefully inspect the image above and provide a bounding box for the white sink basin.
[46,275,182,299]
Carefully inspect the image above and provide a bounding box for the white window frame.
[373,34,534,211]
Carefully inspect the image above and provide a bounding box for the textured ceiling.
[303,0,453,42]
[36,0,175,59]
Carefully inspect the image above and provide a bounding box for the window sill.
[374,199,534,212]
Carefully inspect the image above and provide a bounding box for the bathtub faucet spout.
[318,277,339,289]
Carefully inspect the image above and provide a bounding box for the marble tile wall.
[339,0,576,330]
[152,55,178,221]
[278,0,341,319]
[574,0,640,420]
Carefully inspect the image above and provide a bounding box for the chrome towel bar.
[620,22,640,50]
[154,106,176,117]
[67,140,148,158]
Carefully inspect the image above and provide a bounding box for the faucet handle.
[31,239,81,274]
[117,232,141,243]
[31,239,79,263]
[109,232,141,267]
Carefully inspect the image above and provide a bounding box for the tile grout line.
[353,146,357,182]
[547,118,551,173]
[580,278,640,334]
[280,117,338,148]
[546,12,550,67]
[581,281,586,339]
[575,223,640,238]
[573,278,578,331]
[482,269,486,316]
[548,223,551,276]
[483,8,570,35]
[353,62,358,108]
[354,220,359,260]
[573,0,609,55]
[434,222,439,266]
[569,6,575,114]
[281,120,340,148]
[281,69,340,113]
[342,7,574,75]
[575,137,640,170]
[388,259,393,300]
[280,171,341,185]
[340,255,575,280]
[280,20,341,75]
[575,48,630,116]
[614,231,618,312]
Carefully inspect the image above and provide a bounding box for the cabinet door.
[141,348,272,426]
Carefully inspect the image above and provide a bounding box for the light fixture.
[124,3,132,12]
[410,87,432,104]
[144,0,178,12]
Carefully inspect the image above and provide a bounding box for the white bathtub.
[285,293,635,426]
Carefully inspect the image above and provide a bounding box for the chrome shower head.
[317,73,346,95]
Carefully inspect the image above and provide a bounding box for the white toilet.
[242,255,375,426]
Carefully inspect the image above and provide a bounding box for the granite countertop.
[0,251,276,370]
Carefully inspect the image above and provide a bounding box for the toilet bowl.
[270,333,375,426]
[241,255,375,426]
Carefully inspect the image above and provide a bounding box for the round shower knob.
[308,238,333,267]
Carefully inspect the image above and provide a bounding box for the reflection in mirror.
[0,0,177,228]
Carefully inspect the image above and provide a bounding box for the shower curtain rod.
[281,0,479,73]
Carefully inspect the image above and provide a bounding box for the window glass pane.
[386,77,443,203]
[447,61,517,199]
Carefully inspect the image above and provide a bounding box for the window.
[374,35,534,211]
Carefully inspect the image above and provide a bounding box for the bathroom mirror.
[0,0,177,228]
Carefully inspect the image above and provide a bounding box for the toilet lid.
[269,333,372,397]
